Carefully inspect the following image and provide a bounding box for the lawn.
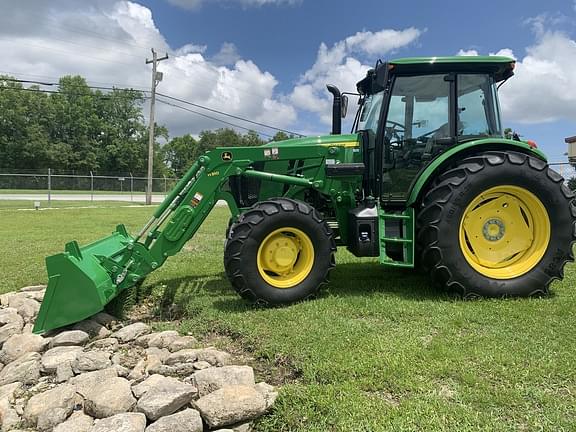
[2,205,575,431]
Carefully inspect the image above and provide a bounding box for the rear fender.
[406,139,547,207]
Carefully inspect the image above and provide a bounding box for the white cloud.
[457,22,576,124]
[165,0,301,10]
[0,0,296,137]
[211,42,241,66]
[291,28,423,127]
[456,49,479,56]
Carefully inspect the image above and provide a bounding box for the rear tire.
[417,151,576,297]
[224,198,336,305]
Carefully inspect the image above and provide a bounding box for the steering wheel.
[385,120,405,143]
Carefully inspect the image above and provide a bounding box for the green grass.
[2,206,576,431]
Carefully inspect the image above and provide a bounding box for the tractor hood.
[262,133,360,148]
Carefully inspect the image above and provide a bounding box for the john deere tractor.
[34,56,576,333]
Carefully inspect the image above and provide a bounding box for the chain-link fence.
[549,163,576,183]
[0,168,178,202]
[1,162,574,202]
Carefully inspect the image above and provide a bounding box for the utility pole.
[145,48,169,205]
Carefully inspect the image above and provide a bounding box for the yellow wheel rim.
[459,185,550,279]
[257,227,314,288]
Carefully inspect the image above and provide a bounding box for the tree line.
[0,75,292,176]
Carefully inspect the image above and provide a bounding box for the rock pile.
[0,286,277,432]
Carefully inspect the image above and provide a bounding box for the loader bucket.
[33,226,133,334]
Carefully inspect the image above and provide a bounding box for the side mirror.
[341,95,348,118]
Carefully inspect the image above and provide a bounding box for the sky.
[0,0,575,163]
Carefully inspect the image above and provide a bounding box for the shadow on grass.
[152,262,455,319]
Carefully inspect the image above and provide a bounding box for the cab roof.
[357,56,515,94]
[388,56,515,81]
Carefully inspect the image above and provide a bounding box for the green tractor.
[34,56,576,333]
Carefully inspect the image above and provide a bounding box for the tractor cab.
[353,56,515,202]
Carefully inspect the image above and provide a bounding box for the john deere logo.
[221,151,233,161]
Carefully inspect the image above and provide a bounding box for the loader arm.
[34,142,360,333]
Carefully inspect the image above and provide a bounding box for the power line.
[157,92,304,137]
[3,76,304,137]
[156,98,274,138]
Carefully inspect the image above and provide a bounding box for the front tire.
[417,151,576,297]
[224,198,336,305]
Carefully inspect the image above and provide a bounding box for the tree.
[162,134,197,174]
[270,131,293,142]
[0,74,165,175]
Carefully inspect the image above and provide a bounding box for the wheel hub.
[257,228,315,288]
[482,218,505,241]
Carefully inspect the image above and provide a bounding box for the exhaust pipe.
[326,84,341,135]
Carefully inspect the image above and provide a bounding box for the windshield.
[357,91,384,134]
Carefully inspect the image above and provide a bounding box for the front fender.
[406,138,547,207]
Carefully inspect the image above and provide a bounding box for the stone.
[0,308,22,325]
[111,347,144,369]
[254,382,278,410]
[22,323,35,333]
[167,336,198,352]
[0,316,24,345]
[23,290,45,302]
[86,337,119,351]
[0,333,48,364]
[132,375,169,399]
[165,348,231,367]
[128,359,147,381]
[41,346,83,373]
[145,348,170,375]
[146,364,176,376]
[231,422,253,432]
[193,365,255,397]
[19,284,46,292]
[147,331,180,349]
[7,296,40,323]
[0,398,21,430]
[113,364,130,378]
[24,384,76,428]
[69,368,118,398]
[193,361,212,370]
[0,382,22,401]
[146,347,171,362]
[72,351,112,373]
[0,352,41,385]
[91,312,117,327]
[135,333,155,347]
[72,320,111,340]
[50,330,90,348]
[90,412,146,432]
[136,381,197,421]
[84,377,136,418]
[56,362,75,383]
[0,292,16,306]
[53,411,94,432]
[37,407,71,431]
[144,408,203,432]
[111,323,151,343]
[194,385,267,429]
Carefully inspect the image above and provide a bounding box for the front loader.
[34,56,576,333]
